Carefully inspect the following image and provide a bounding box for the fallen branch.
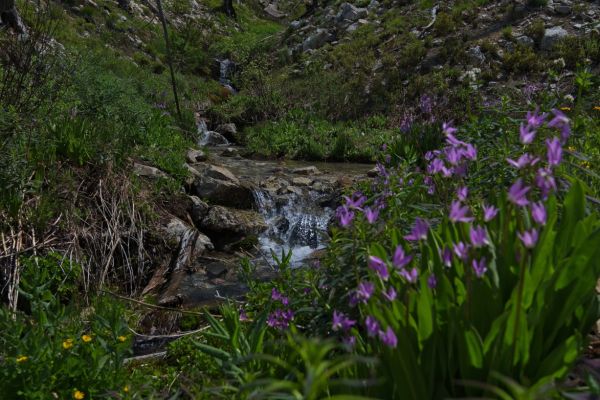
[123,351,167,364]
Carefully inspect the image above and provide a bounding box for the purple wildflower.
[449,201,474,223]
[379,326,398,348]
[400,267,419,284]
[267,309,294,330]
[427,274,438,289]
[506,153,540,169]
[404,218,429,241]
[462,143,477,161]
[392,245,413,269]
[441,247,453,267]
[364,207,379,224]
[382,287,397,302]
[469,225,489,248]
[525,108,547,130]
[332,311,356,332]
[350,281,375,306]
[546,137,562,166]
[443,122,458,137]
[518,229,539,249]
[508,179,530,207]
[342,335,356,348]
[519,124,537,145]
[239,309,249,322]
[531,202,546,226]
[457,186,468,201]
[483,204,499,222]
[368,256,389,281]
[271,288,289,306]
[365,316,380,337]
[535,167,557,198]
[336,206,354,227]
[343,193,367,209]
[472,258,487,278]
[548,109,571,143]
[453,242,470,261]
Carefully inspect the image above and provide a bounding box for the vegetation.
[1,0,600,398]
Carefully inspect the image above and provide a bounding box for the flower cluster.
[267,288,294,330]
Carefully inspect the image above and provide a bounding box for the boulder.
[133,163,168,179]
[186,148,207,163]
[264,3,286,18]
[201,206,267,236]
[541,26,569,50]
[292,177,312,186]
[302,28,334,52]
[215,123,237,141]
[189,196,210,227]
[516,35,535,48]
[199,131,229,146]
[221,147,239,157]
[163,217,214,256]
[335,2,367,23]
[466,46,485,65]
[190,164,255,209]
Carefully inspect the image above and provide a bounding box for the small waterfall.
[253,188,333,266]
[217,59,237,94]
[197,118,229,147]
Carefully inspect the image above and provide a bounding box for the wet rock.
[291,166,321,175]
[190,196,210,226]
[221,147,239,157]
[292,177,312,186]
[541,26,569,50]
[190,165,255,209]
[201,206,267,236]
[205,262,228,279]
[200,131,229,146]
[287,186,303,196]
[367,167,378,177]
[186,148,207,163]
[133,163,168,179]
[215,123,237,141]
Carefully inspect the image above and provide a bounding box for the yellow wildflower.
[124,386,129,393]
[16,355,28,363]
[81,335,92,343]
[560,106,571,111]
[73,390,85,399]
[567,146,576,152]
[594,106,600,111]
[581,161,591,168]
[63,339,74,350]
[117,335,127,343]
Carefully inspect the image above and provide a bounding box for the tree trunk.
[223,0,236,18]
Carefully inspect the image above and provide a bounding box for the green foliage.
[502,45,543,74]
[433,12,456,36]
[525,19,545,46]
[0,256,131,399]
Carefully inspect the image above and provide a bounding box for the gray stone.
[302,28,334,52]
[163,217,213,255]
[541,26,569,50]
[555,4,571,15]
[190,196,210,227]
[290,20,302,30]
[200,131,229,146]
[291,166,321,175]
[516,35,535,48]
[264,4,286,18]
[186,148,207,163]
[292,177,312,186]
[220,147,239,157]
[133,163,168,179]
[335,2,367,23]
[201,206,267,236]
[190,164,255,209]
[466,46,486,65]
[215,123,237,140]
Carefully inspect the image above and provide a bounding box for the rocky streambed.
[139,144,372,313]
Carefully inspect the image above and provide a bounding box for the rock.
[287,186,303,196]
[201,206,267,236]
[215,123,237,141]
[367,0,379,11]
[199,131,229,146]
[221,147,239,157]
[555,4,571,15]
[290,20,302,30]
[186,148,207,163]
[466,46,486,65]
[205,262,228,279]
[302,28,334,52]
[133,163,168,179]
[292,177,312,186]
[541,26,569,50]
[516,35,535,48]
[335,2,367,23]
[291,166,321,175]
[367,167,378,177]
[163,217,214,255]
[264,4,286,18]
[190,164,255,209]
[190,196,210,227]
